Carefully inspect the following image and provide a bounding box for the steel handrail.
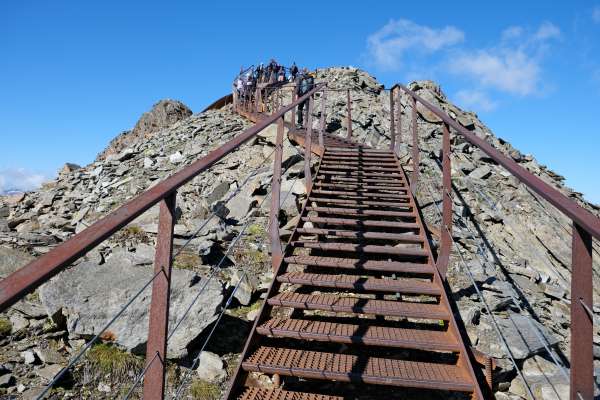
[394,83,600,240]
[0,84,323,312]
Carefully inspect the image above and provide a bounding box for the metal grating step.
[257,318,460,352]
[305,207,414,218]
[238,388,342,400]
[268,292,449,320]
[277,272,440,295]
[301,216,419,230]
[297,227,422,242]
[290,241,428,258]
[311,189,410,200]
[284,255,434,274]
[242,346,474,392]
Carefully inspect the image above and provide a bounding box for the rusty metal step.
[318,165,399,172]
[319,170,404,178]
[309,197,411,208]
[326,148,393,154]
[277,272,440,295]
[302,216,419,230]
[320,160,398,166]
[297,227,422,242]
[238,388,342,400]
[316,176,407,184]
[257,318,460,352]
[311,189,410,200]
[242,347,473,392]
[305,206,414,218]
[291,241,428,258]
[285,255,434,274]
[308,201,412,211]
[268,292,449,319]
[315,182,407,191]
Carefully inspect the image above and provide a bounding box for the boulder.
[40,258,223,359]
[0,246,33,279]
[195,351,226,383]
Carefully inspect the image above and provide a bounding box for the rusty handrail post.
[346,89,352,140]
[410,96,419,194]
[292,85,298,127]
[396,88,402,154]
[142,192,176,400]
[389,87,396,151]
[571,222,593,400]
[437,122,452,279]
[318,89,326,147]
[269,116,285,271]
[304,95,314,191]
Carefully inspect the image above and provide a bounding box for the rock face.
[97,99,193,161]
[39,258,223,358]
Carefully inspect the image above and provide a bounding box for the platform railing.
[391,83,600,400]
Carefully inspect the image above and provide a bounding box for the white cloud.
[533,21,561,41]
[449,22,560,96]
[593,6,600,23]
[366,19,464,70]
[451,49,541,95]
[455,89,498,112]
[0,168,47,194]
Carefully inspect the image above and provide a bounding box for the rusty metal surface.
[142,193,176,400]
[238,388,342,400]
[437,121,452,279]
[242,346,474,392]
[269,116,285,271]
[571,223,593,400]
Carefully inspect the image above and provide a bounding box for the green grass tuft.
[0,318,12,337]
[87,343,142,377]
[189,379,220,400]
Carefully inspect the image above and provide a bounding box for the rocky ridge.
[0,66,598,399]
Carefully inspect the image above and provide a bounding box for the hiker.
[290,62,298,81]
[236,76,244,105]
[296,69,315,127]
[278,67,286,82]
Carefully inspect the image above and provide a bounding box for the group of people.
[234,59,315,127]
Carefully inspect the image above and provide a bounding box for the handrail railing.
[392,82,599,400]
[0,83,322,400]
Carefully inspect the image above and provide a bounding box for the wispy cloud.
[366,19,464,70]
[454,89,498,112]
[449,22,561,96]
[0,168,47,194]
[593,6,600,23]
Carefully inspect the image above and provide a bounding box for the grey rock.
[469,165,492,180]
[230,270,254,306]
[0,246,34,279]
[40,259,223,358]
[34,364,63,382]
[21,350,36,365]
[169,151,184,164]
[195,351,226,383]
[9,313,29,332]
[34,347,65,365]
[0,373,15,388]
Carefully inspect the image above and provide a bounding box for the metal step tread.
[238,388,342,400]
[284,255,434,274]
[301,216,419,229]
[290,241,428,257]
[297,227,422,242]
[242,347,473,392]
[305,206,414,218]
[257,318,460,351]
[268,292,449,319]
[277,272,440,295]
[311,189,410,200]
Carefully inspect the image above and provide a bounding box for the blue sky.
[1,1,599,203]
